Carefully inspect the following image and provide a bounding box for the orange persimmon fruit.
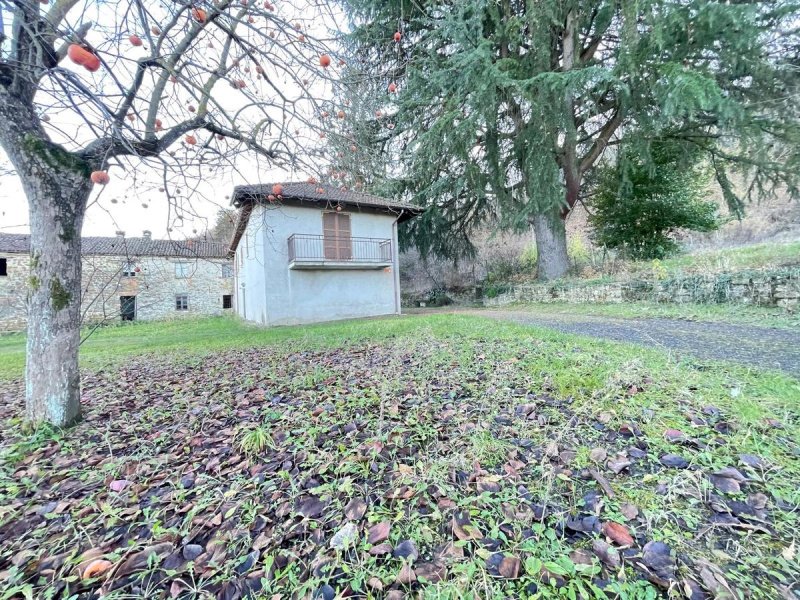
[90,171,110,185]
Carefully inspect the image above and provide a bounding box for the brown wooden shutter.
[337,214,352,259]
[323,212,337,259]
[323,213,352,260]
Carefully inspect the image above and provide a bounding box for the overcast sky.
[1,161,263,239]
[0,0,346,241]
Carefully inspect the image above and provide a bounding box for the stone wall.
[484,269,800,310]
[0,254,30,332]
[1,253,234,332]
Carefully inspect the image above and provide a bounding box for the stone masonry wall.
[484,269,800,310]
[0,254,29,332]
[1,252,234,332]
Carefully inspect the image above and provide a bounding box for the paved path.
[466,309,800,378]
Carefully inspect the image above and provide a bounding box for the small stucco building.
[0,232,234,332]
[229,183,421,326]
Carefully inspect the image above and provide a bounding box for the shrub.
[484,283,511,298]
[519,245,538,272]
[567,237,590,266]
[650,259,668,281]
[426,288,453,306]
[590,138,719,260]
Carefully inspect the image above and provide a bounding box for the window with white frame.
[175,294,189,311]
[175,262,191,278]
[221,263,233,278]
[122,262,137,277]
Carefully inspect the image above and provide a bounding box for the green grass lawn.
[591,240,800,281]
[1,315,798,598]
[651,240,800,274]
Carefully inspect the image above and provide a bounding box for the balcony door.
[323,212,352,260]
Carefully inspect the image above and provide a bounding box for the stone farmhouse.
[0,232,233,332]
[230,183,422,325]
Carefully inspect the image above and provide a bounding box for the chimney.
[115,230,125,238]
[142,230,152,240]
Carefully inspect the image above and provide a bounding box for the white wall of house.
[234,203,400,326]
[235,208,269,323]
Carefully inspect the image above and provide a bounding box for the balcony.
[287,234,393,270]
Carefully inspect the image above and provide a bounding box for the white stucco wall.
[234,203,400,326]
[235,209,269,324]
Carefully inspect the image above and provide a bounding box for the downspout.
[231,251,240,319]
[391,211,404,315]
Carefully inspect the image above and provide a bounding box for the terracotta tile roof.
[229,182,422,253]
[232,181,422,214]
[0,233,229,259]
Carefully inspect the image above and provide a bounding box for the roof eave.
[228,203,254,254]
[228,186,423,253]
[396,207,424,223]
[233,191,422,216]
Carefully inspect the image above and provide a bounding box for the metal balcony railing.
[287,234,392,265]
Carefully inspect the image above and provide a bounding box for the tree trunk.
[25,175,90,427]
[532,207,570,281]
[0,92,94,427]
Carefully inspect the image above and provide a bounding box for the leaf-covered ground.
[0,315,798,599]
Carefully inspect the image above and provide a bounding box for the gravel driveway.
[468,308,800,378]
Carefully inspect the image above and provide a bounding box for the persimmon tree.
[0,0,343,426]
[337,0,800,279]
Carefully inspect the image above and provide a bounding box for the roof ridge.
[0,232,230,258]
[0,232,226,244]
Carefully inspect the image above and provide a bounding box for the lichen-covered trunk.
[0,106,92,426]
[25,178,90,426]
[1,53,95,426]
[532,207,570,281]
